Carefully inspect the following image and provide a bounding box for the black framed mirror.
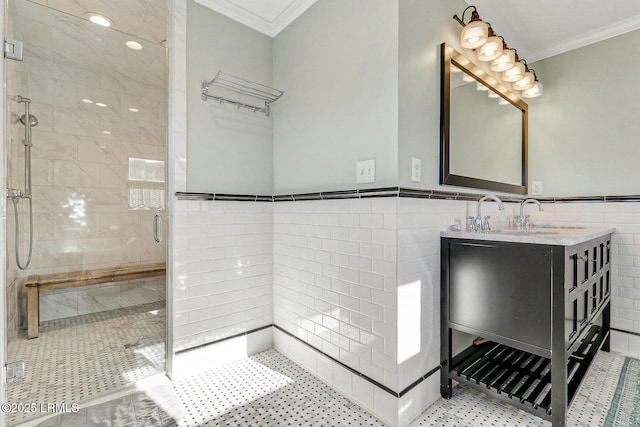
[440,43,528,195]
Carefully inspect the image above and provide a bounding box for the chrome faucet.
[472,195,504,232]
[516,198,543,229]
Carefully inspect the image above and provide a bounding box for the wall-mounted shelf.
[201,71,283,117]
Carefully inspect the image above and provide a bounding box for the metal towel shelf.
[201,71,283,116]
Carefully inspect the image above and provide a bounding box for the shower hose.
[12,195,33,270]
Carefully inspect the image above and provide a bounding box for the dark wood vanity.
[440,227,614,426]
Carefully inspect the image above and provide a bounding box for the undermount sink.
[533,225,587,230]
[489,229,559,235]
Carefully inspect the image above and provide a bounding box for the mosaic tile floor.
[39,348,625,427]
[8,302,166,425]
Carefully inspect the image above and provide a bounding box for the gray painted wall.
[186,0,273,194]
[529,29,640,196]
[186,0,636,198]
[272,0,399,193]
[397,0,470,190]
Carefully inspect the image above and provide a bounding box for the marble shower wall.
[6,0,167,326]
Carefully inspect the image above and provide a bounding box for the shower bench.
[25,261,166,339]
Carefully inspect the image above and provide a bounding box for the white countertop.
[441,226,615,246]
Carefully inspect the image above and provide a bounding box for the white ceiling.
[198,0,640,62]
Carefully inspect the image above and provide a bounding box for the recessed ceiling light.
[86,13,114,28]
[128,108,139,113]
[95,102,107,107]
[81,98,93,104]
[101,130,112,135]
[125,41,143,51]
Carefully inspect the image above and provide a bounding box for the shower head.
[19,114,38,127]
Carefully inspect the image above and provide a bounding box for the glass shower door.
[4,0,168,424]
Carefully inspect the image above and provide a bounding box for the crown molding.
[270,0,316,37]
[194,0,316,38]
[527,14,640,62]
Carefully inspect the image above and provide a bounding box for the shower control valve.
[6,188,23,200]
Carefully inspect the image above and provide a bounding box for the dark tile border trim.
[273,324,442,398]
[175,323,443,398]
[178,188,640,204]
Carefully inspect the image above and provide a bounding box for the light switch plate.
[531,181,543,195]
[411,157,421,182]
[356,159,375,184]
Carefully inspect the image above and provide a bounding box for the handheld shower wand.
[8,95,37,270]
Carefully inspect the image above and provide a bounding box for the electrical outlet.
[531,181,543,195]
[356,159,375,184]
[411,158,421,182]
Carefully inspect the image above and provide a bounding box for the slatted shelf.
[448,325,607,420]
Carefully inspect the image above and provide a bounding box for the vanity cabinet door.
[447,240,553,352]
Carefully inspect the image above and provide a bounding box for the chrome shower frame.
[8,95,35,270]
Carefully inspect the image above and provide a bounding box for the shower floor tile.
[37,348,623,426]
[8,302,165,425]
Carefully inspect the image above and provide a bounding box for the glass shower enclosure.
[4,0,168,424]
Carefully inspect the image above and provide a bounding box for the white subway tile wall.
[273,198,399,390]
[396,198,468,390]
[173,200,273,351]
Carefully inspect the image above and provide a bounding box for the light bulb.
[523,81,544,98]
[477,36,502,61]
[491,49,515,72]
[513,71,535,91]
[87,13,113,27]
[502,62,525,82]
[462,73,475,83]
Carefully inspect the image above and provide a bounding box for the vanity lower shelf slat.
[449,325,607,420]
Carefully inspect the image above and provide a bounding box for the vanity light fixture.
[491,43,515,72]
[502,60,525,82]
[476,31,502,62]
[457,7,489,49]
[453,5,542,98]
[462,72,475,83]
[513,70,535,91]
[522,71,543,98]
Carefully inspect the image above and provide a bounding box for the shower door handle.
[153,213,163,243]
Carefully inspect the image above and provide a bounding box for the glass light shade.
[476,36,502,61]
[460,20,489,49]
[523,81,544,98]
[502,62,525,82]
[512,71,535,91]
[462,73,475,83]
[476,82,489,91]
[491,49,515,71]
